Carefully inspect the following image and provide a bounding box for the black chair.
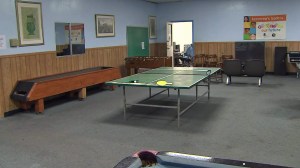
[223,59,243,85]
[244,59,265,86]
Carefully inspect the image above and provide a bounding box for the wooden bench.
[11,66,121,113]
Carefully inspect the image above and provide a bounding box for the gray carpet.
[0,75,299,168]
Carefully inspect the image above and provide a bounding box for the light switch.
[10,39,19,47]
[141,42,145,50]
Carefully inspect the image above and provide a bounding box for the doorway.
[166,21,193,67]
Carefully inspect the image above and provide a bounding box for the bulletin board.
[235,42,265,62]
[243,14,286,40]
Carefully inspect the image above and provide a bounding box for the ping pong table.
[106,67,221,127]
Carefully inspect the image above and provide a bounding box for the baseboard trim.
[4,109,23,117]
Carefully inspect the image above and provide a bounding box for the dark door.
[274,47,287,75]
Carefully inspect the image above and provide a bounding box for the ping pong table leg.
[123,86,127,120]
[226,76,230,85]
[177,89,181,128]
[149,87,152,97]
[208,76,210,99]
[196,85,198,100]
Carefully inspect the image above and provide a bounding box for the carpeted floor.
[0,75,299,168]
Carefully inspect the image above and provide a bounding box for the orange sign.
[251,15,286,22]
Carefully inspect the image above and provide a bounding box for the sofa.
[223,59,265,86]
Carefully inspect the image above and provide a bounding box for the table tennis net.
[141,69,211,76]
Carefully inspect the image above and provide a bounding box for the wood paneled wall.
[194,41,299,73]
[152,42,235,58]
[194,42,235,57]
[265,41,299,73]
[0,41,299,117]
[150,43,167,56]
[149,42,299,72]
[0,46,127,117]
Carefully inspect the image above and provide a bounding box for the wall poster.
[243,14,286,40]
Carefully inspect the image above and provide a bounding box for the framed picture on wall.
[149,16,157,39]
[95,14,115,37]
[16,1,44,46]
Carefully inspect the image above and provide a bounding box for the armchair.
[244,59,265,86]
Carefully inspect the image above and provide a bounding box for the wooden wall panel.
[286,42,300,72]
[149,43,156,56]
[0,62,4,118]
[0,46,127,117]
[194,42,235,58]
[1,41,300,117]
[154,41,299,73]
[264,41,299,72]
[157,43,167,56]
[195,41,300,73]
[1,58,14,112]
[264,42,273,72]
[150,43,167,57]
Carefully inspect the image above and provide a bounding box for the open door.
[166,22,174,67]
[169,21,193,67]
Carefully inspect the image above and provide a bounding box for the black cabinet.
[274,47,287,75]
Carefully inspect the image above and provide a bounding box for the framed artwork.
[16,1,44,46]
[149,16,157,39]
[95,14,115,37]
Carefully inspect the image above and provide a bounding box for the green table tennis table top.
[106,67,220,89]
